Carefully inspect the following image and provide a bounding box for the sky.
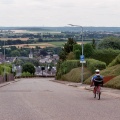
[0,0,120,27]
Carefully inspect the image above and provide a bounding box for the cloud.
[0,0,15,4]
[0,0,120,26]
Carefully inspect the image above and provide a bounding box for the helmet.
[95,69,100,75]
[95,69,100,72]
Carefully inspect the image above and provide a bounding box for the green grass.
[84,64,120,86]
[61,67,92,83]
[60,61,120,89]
[48,42,66,47]
[104,75,120,89]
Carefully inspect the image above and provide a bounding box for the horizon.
[1,26,120,28]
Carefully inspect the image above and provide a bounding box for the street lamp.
[4,38,6,81]
[68,24,84,84]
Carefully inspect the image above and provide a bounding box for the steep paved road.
[0,78,119,120]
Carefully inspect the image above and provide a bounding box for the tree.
[64,38,77,54]
[67,52,75,60]
[20,50,28,57]
[73,44,82,52]
[59,38,77,61]
[22,63,35,75]
[59,50,66,61]
[97,37,120,50]
[10,50,20,57]
[74,50,80,59]
[40,49,47,56]
[84,43,94,58]
[92,38,96,49]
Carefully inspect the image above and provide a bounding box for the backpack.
[93,75,103,86]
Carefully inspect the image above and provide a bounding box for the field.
[0,38,29,41]
[5,43,56,48]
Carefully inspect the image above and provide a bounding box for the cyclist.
[90,69,103,98]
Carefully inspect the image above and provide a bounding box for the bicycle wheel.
[94,92,96,98]
[97,86,101,100]
[98,92,101,100]
[93,87,96,98]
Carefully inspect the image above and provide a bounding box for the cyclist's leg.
[97,85,101,93]
[93,86,97,98]
[97,85,101,100]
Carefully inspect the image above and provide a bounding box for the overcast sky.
[0,0,120,27]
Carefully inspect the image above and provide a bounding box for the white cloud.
[0,0,15,4]
[0,0,120,27]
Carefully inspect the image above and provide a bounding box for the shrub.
[0,64,11,75]
[56,60,81,79]
[21,72,32,77]
[84,43,94,58]
[108,54,120,67]
[22,62,35,75]
[66,52,75,60]
[74,50,80,59]
[91,49,120,65]
[97,36,120,50]
[86,58,106,73]
[60,60,81,74]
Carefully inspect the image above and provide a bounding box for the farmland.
[1,26,120,57]
[5,43,55,48]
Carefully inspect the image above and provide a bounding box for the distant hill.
[1,27,120,32]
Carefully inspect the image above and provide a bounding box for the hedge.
[56,58,106,80]
[56,60,81,79]
[86,58,106,73]
[91,49,120,65]
[108,54,120,67]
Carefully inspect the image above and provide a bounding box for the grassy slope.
[61,64,120,89]
[84,64,120,89]
[61,67,92,83]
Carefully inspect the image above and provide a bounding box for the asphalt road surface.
[0,78,120,120]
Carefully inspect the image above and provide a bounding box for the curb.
[0,79,21,88]
[85,86,120,98]
[0,82,11,88]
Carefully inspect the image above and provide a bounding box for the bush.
[97,36,120,50]
[74,50,80,59]
[56,60,81,79]
[86,58,106,73]
[108,54,120,67]
[21,72,32,77]
[66,52,75,60]
[0,64,11,75]
[91,49,120,65]
[84,43,94,58]
[22,62,35,75]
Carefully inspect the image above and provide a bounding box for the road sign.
[80,55,86,63]
[80,61,86,63]
[80,55,85,61]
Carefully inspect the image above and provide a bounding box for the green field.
[48,42,66,47]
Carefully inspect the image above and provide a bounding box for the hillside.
[60,64,120,89]
[61,67,92,83]
[84,64,120,89]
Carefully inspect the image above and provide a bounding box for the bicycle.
[93,85,102,100]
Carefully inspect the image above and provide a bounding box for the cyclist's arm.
[90,77,94,87]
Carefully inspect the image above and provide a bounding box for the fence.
[0,74,14,84]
